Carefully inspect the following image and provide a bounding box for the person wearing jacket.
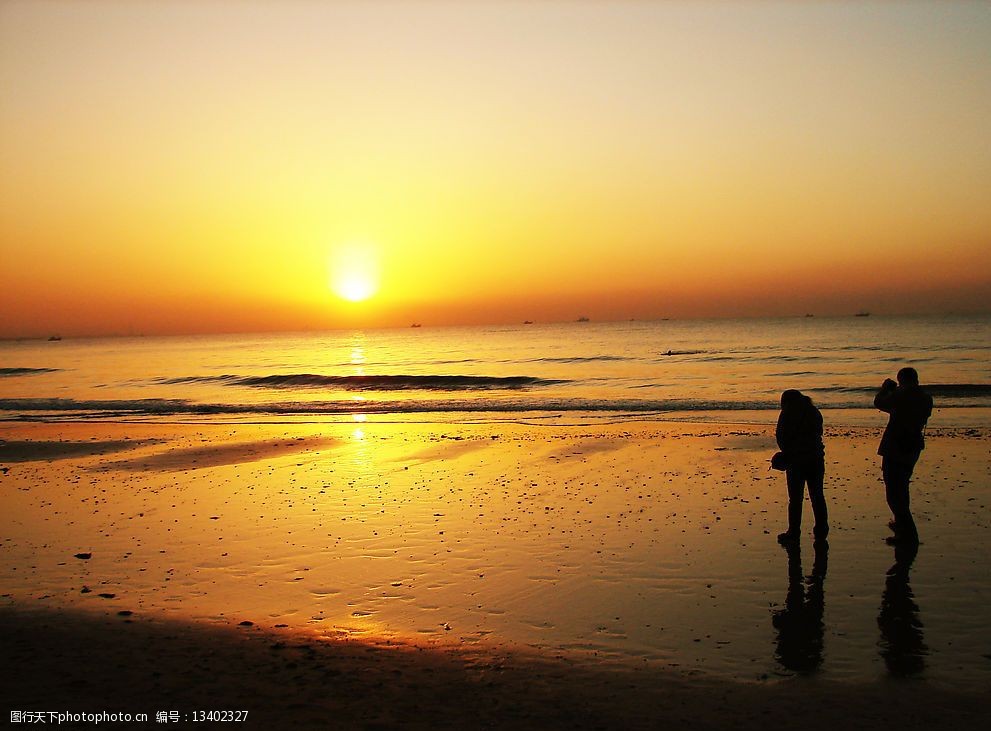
[875,367,933,544]
[775,389,828,544]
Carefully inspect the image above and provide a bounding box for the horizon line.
[3,309,990,342]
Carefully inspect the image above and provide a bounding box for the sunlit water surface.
[2,315,989,426]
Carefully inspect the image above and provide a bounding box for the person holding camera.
[775,389,828,544]
[874,367,933,545]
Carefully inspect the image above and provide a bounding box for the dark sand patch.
[0,439,161,463]
[397,437,492,464]
[548,436,637,458]
[713,430,775,452]
[0,606,985,731]
[103,436,338,471]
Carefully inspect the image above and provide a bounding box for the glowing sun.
[330,243,380,302]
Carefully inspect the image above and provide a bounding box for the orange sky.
[2,1,990,337]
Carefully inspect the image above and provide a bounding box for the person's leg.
[883,454,919,542]
[882,455,900,520]
[897,453,919,542]
[807,464,828,540]
[780,467,805,541]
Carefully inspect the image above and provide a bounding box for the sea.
[1,314,989,427]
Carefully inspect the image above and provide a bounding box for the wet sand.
[104,435,338,471]
[1,419,989,728]
[0,437,161,463]
[2,605,985,730]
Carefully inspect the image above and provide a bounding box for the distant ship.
[576,316,590,323]
[48,335,62,341]
[410,323,422,328]
[855,311,870,317]
[523,320,533,325]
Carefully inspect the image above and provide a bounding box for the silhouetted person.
[772,540,827,673]
[775,390,827,543]
[875,367,933,544]
[878,540,926,676]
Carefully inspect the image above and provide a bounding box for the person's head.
[780,389,806,409]
[897,367,920,387]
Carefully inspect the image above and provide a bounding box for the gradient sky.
[2,0,990,336]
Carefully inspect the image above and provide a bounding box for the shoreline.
[2,403,989,431]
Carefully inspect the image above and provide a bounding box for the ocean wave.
[755,355,829,362]
[807,386,883,395]
[4,383,990,420]
[928,384,991,397]
[520,351,706,363]
[0,396,878,418]
[0,367,59,377]
[697,355,737,362]
[521,356,633,364]
[808,383,991,398]
[159,374,564,391]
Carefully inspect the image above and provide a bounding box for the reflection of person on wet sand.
[775,390,828,544]
[874,367,932,544]
[772,540,827,673]
[878,541,926,676]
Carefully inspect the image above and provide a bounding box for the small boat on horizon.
[48,335,62,341]
[855,311,870,317]
[410,323,422,328]
[576,316,590,323]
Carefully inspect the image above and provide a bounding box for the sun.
[329,243,380,303]
[336,273,376,302]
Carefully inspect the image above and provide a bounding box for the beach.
[3,603,986,731]
[5,0,991,725]
[2,418,989,728]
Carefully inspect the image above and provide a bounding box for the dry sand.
[1,418,989,729]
